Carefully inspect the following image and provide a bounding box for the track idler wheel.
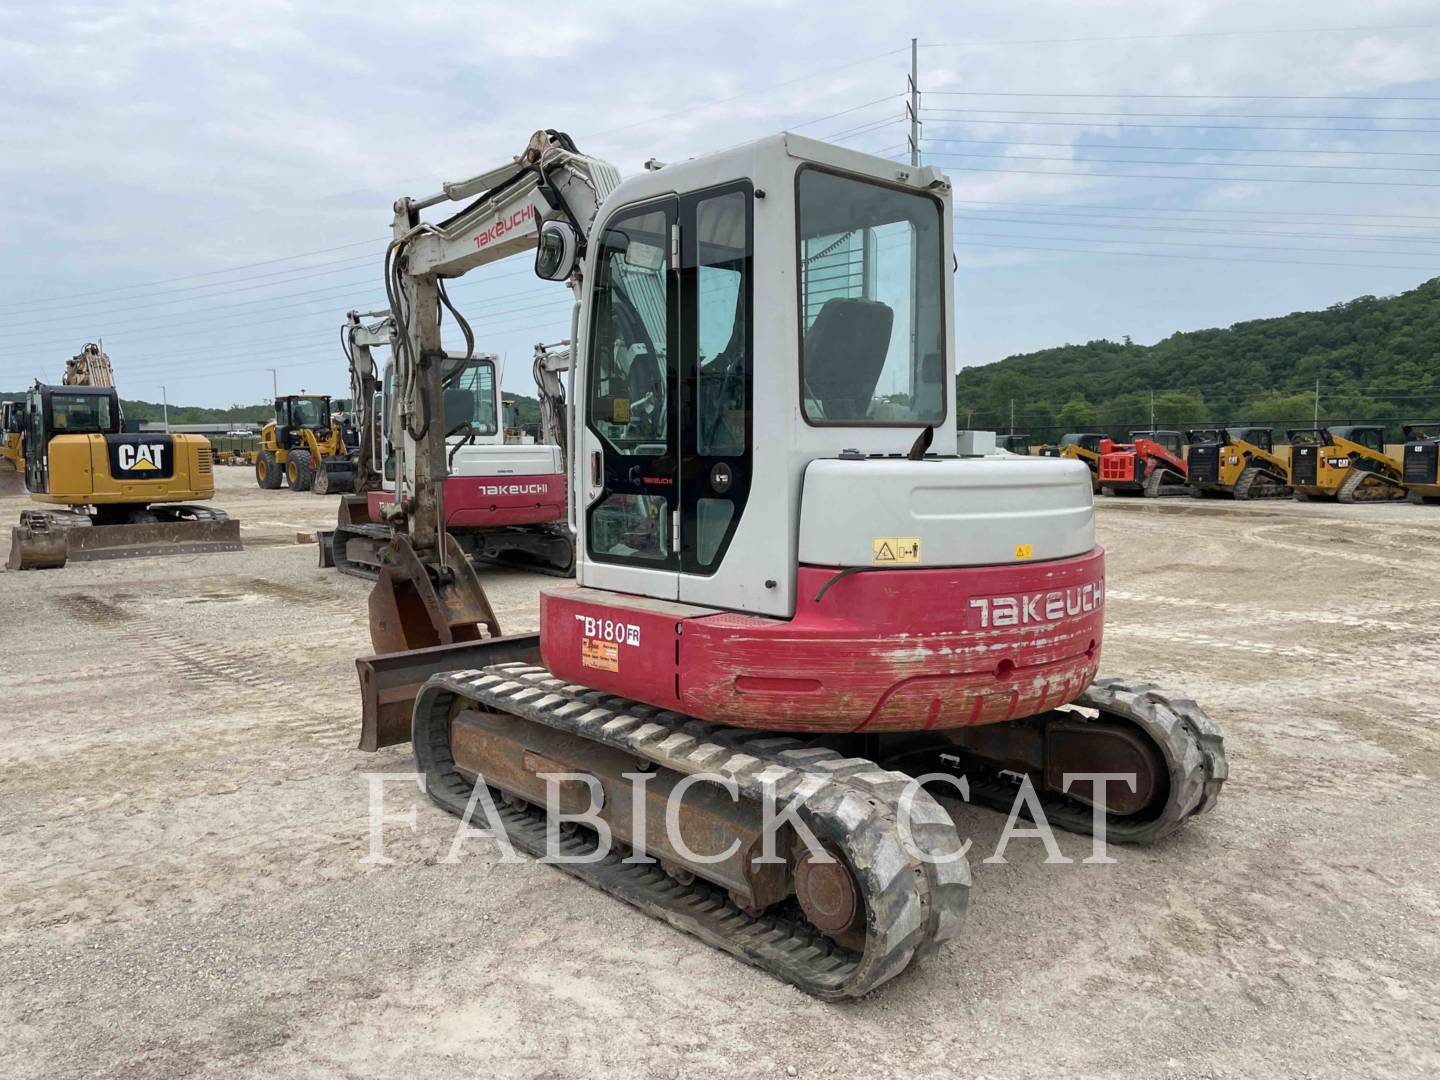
[795,846,866,951]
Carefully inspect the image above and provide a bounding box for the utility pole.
[268,367,279,399]
[1314,379,1320,426]
[1150,390,1156,430]
[907,37,920,167]
[1009,398,1016,433]
[160,385,170,433]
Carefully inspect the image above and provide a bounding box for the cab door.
[582,197,681,599]
[25,389,46,493]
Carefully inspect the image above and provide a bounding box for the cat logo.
[117,443,166,472]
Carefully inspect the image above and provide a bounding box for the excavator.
[7,344,239,569]
[1185,426,1291,499]
[0,398,25,495]
[1287,425,1406,502]
[323,310,574,578]
[1401,422,1440,503]
[1097,430,1188,496]
[352,130,1227,999]
[1038,432,1104,493]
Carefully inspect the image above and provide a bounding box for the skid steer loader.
[1098,430,1188,496]
[998,433,1031,455]
[8,381,238,569]
[1038,432,1104,493]
[1401,422,1440,503]
[1287,425,1405,502]
[254,393,357,494]
[351,129,1226,1000]
[1186,426,1292,499]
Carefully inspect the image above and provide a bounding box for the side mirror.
[535,220,579,281]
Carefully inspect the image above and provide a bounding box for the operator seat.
[443,389,477,432]
[627,350,664,437]
[803,298,894,419]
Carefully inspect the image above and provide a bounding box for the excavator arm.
[342,309,395,496]
[368,129,619,654]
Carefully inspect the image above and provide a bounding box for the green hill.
[957,276,1440,442]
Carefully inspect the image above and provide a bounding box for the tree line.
[955,277,1440,443]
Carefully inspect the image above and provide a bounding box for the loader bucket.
[313,457,357,496]
[356,633,541,750]
[0,465,23,496]
[368,532,500,655]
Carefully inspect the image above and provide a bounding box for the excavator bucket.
[0,464,23,496]
[356,530,515,750]
[367,531,501,655]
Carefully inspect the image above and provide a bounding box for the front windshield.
[441,356,498,436]
[285,397,329,428]
[797,167,946,426]
[51,392,113,432]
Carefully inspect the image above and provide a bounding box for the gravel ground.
[1,466,1437,1079]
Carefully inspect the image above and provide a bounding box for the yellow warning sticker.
[612,398,630,424]
[581,638,620,672]
[873,537,921,564]
[1014,544,1034,559]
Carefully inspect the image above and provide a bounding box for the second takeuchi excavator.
[352,130,1228,1000]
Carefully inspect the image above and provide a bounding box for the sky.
[2,0,1438,408]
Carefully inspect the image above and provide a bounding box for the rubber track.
[966,677,1228,844]
[1232,463,1290,500]
[1143,467,1191,498]
[1337,467,1405,503]
[413,663,971,999]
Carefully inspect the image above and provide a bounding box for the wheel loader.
[1038,432,1104,493]
[0,399,25,495]
[1186,426,1292,499]
[351,129,1227,1000]
[1286,425,1405,502]
[1097,430,1188,496]
[7,380,239,569]
[1401,422,1440,503]
[254,393,357,494]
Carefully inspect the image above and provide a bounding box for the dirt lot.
[1,466,1437,1079]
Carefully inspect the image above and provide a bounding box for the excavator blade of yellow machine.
[7,513,242,571]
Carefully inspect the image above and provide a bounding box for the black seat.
[803,298,894,419]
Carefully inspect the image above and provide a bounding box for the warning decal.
[1014,544,1034,559]
[872,537,921,564]
[581,638,620,672]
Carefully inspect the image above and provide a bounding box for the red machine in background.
[1099,430,1189,497]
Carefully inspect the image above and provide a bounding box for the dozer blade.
[8,516,242,570]
[355,633,541,751]
[368,532,501,654]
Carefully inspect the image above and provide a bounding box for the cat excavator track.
[411,664,1225,998]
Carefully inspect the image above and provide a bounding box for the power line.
[918,112,1440,135]
[926,89,1440,101]
[921,133,1440,159]
[954,228,1440,259]
[917,158,1440,187]
[954,237,1440,271]
[948,197,1440,224]
[918,106,1440,123]
[952,212,1440,247]
[921,23,1440,47]
[925,148,1440,173]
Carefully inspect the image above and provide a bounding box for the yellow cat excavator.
[7,344,240,569]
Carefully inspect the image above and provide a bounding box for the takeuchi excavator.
[1186,426,1292,499]
[353,130,1227,999]
[1287,425,1406,502]
[322,311,574,578]
[8,344,239,569]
